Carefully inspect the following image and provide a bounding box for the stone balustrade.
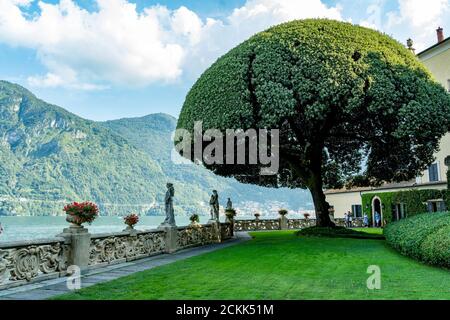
[0,221,232,290]
[334,218,365,228]
[0,216,366,289]
[234,217,365,231]
[233,219,281,231]
[88,230,166,267]
[0,238,69,289]
[287,219,316,229]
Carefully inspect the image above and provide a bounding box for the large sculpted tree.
[177,19,450,227]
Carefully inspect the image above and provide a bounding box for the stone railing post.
[280,215,288,230]
[209,220,221,243]
[159,225,178,253]
[59,226,91,270]
[225,216,234,237]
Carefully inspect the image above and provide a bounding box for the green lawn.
[56,230,450,300]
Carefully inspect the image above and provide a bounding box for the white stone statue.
[226,198,233,210]
[209,190,219,221]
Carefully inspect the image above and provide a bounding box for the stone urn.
[65,214,84,228]
[225,209,236,223]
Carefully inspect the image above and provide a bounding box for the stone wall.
[0,222,232,290]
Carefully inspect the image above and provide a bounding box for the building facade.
[325,28,450,226]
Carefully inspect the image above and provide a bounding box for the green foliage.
[362,189,449,223]
[178,19,450,191]
[384,212,450,268]
[297,226,385,239]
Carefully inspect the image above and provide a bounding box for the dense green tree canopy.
[177,19,450,226]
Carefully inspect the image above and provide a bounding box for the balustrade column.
[158,225,178,253]
[59,226,91,270]
[280,215,288,230]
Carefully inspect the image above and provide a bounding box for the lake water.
[0,214,308,243]
[0,215,213,243]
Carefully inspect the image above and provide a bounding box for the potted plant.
[124,213,140,230]
[278,209,288,216]
[225,208,236,220]
[189,213,200,225]
[225,208,236,222]
[63,201,99,227]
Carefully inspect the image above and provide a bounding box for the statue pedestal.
[158,224,177,253]
[207,220,221,243]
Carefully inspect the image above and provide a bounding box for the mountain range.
[0,80,312,216]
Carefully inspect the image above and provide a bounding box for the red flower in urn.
[63,201,99,226]
[124,213,140,228]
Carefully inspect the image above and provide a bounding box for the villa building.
[325,27,450,226]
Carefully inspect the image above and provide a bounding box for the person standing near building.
[374,211,381,228]
[348,211,353,228]
[347,211,353,228]
[363,213,369,228]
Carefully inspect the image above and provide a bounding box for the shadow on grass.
[296,226,385,240]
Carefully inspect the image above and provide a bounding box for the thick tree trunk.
[308,171,335,228]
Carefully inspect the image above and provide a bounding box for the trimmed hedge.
[384,212,450,268]
[297,226,385,240]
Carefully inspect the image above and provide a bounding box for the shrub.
[384,212,450,268]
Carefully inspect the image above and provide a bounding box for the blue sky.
[0,0,449,121]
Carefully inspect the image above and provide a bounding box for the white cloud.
[385,0,449,51]
[182,0,344,79]
[387,0,448,28]
[0,0,343,89]
[356,0,449,52]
